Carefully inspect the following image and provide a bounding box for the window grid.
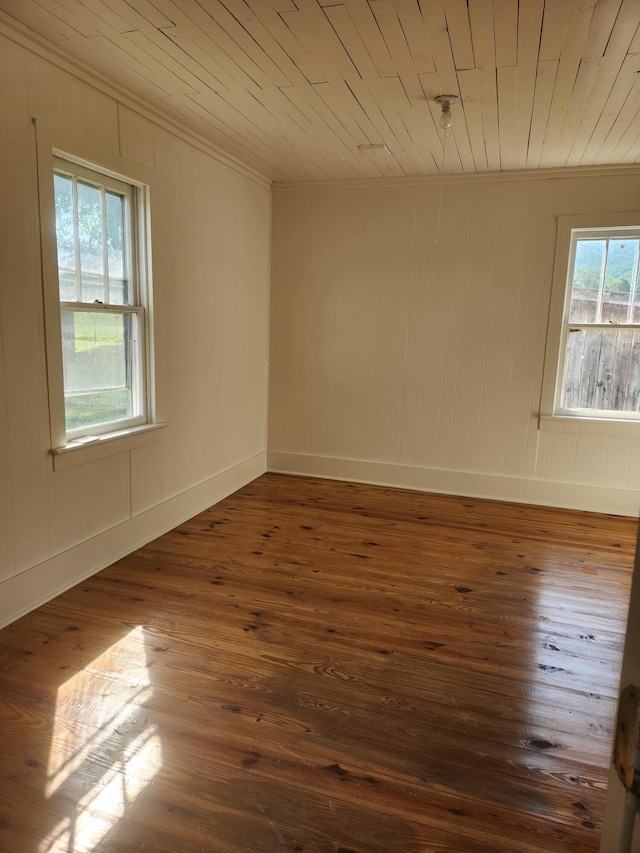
[53,158,147,439]
[556,229,640,419]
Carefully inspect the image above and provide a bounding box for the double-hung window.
[51,157,148,442]
[542,215,640,430]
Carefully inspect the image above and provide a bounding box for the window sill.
[539,415,640,438]
[51,422,167,471]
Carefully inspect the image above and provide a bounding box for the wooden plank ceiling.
[2,0,640,182]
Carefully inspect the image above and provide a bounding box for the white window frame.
[540,213,640,438]
[53,157,148,440]
[35,129,162,469]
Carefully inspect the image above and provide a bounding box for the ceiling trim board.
[272,162,640,192]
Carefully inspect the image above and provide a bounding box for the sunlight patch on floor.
[40,626,162,853]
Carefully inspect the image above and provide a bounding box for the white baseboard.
[267,451,640,517]
[0,451,266,630]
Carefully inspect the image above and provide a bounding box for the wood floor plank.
[0,473,636,852]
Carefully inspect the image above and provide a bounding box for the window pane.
[602,239,638,323]
[77,181,105,302]
[61,310,141,431]
[568,239,605,323]
[54,174,77,301]
[106,191,129,305]
[561,327,640,413]
[108,278,127,305]
[80,272,105,303]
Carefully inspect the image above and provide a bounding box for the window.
[541,215,640,431]
[50,157,149,443]
[558,228,640,416]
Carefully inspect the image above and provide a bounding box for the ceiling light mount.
[358,142,390,155]
[435,95,459,130]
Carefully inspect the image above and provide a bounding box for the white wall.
[0,31,270,627]
[269,173,640,516]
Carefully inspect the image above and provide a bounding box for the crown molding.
[273,162,640,192]
[0,13,272,190]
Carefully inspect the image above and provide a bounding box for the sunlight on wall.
[40,626,162,853]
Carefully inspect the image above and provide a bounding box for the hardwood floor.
[0,473,637,853]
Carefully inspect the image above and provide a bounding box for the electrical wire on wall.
[434,125,447,244]
[433,95,458,244]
